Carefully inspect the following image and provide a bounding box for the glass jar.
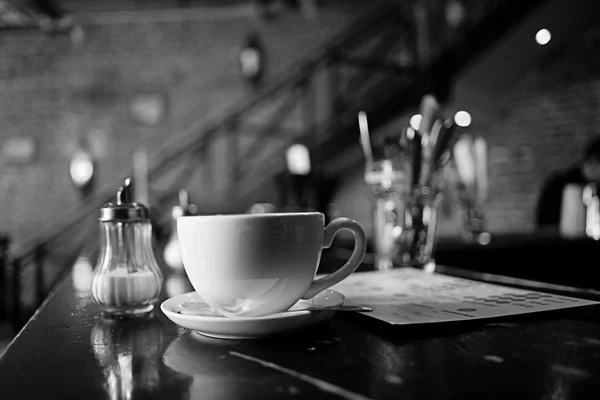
[91,179,164,317]
[583,183,600,240]
[364,159,408,271]
[400,185,443,269]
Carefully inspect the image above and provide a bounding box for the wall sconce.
[69,148,95,197]
[238,33,265,86]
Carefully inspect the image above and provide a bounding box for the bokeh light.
[69,150,94,188]
[454,111,472,127]
[409,114,422,131]
[535,29,551,45]
[286,144,311,175]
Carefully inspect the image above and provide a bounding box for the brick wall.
[0,2,364,249]
[473,79,600,234]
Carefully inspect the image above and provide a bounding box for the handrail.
[147,0,404,179]
[12,0,402,260]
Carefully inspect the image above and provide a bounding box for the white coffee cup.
[177,212,366,317]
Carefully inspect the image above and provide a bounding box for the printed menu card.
[332,268,599,325]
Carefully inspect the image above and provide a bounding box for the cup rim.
[178,212,324,220]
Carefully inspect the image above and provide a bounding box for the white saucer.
[161,290,345,339]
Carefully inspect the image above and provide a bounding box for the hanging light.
[163,206,184,270]
[72,256,93,294]
[238,33,265,86]
[163,190,194,271]
[70,149,94,189]
[286,144,311,176]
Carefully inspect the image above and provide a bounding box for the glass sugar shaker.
[90,178,164,317]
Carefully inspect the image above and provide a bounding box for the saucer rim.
[160,290,345,322]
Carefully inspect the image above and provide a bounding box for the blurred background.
[1,0,599,347]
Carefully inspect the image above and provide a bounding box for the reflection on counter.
[163,333,281,399]
[91,315,164,400]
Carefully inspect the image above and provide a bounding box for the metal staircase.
[2,0,548,328]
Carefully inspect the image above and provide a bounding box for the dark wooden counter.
[1,264,600,399]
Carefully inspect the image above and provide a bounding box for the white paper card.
[331,269,599,325]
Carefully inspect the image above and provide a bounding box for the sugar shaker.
[90,178,164,317]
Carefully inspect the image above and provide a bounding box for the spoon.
[290,304,373,313]
[177,303,373,317]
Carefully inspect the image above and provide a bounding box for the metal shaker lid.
[99,178,150,222]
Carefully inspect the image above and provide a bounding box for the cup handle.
[302,218,367,299]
